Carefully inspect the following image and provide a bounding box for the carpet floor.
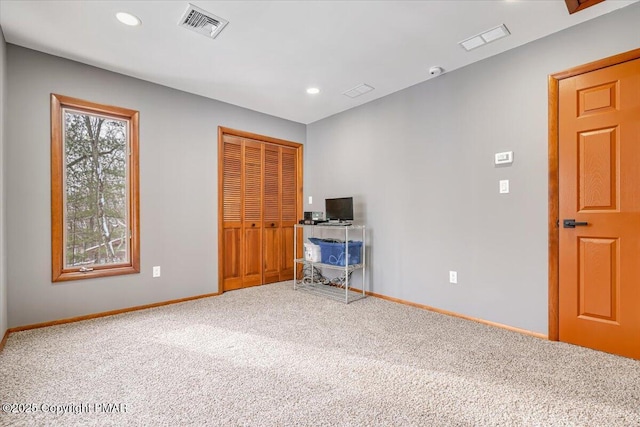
[1,282,639,426]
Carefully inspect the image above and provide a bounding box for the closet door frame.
[217,127,303,293]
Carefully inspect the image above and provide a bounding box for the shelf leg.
[294,226,298,290]
[345,227,349,304]
[362,226,366,297]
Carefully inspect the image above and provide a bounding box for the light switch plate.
[495,151,513,165]
[153,266,161,278]
[499,180,510,194]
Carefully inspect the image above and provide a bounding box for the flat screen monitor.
[325,197,354,221]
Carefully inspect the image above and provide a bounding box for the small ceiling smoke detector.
[428,66,444,77]
[459,24,511,51]
[179,3,228,39]
[343,83,375,99]
[116,12,141,27]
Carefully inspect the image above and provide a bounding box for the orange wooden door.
[219,129,301,292]
[221,136,243,291]
[263,144,281,284]
[279,146,298,281]
[558,57,640,359]
[242,140,263,287]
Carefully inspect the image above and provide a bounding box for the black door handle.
[563,219,589,228]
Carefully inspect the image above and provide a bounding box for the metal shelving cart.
[293,224,366,303]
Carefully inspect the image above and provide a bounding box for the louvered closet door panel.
[281,148,297,223]
[223,138,242,223]
[263,145,281,284]
[221,136,243,290]
[244,141,263,224]
[263,145,280,223]
[280,146,298,280]
[242,140,263,287]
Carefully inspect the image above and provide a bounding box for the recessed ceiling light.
[306,88,320,95]
[116,12,142,26]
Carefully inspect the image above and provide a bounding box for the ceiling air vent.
[179,4,228,39]
[459,24,510,51]
[343,84,375,99]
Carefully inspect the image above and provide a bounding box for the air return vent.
[343,84,375,98]
[459,24,510,51]
[179,4,228,39]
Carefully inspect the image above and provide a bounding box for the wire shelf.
[293,223,366,304]
[295,281,366,304]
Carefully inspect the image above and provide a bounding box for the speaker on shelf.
[304,211,324,221]
[299,211,328,225]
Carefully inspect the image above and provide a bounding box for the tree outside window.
[51,94,140,282]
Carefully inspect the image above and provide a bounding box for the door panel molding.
[548,48,640,342]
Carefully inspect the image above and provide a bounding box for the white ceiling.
[1,0,637,124]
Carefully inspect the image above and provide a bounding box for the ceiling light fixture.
[116,12,142,26]
[306,88,320,95]
[459,24,510,51]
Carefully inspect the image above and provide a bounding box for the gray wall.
[305,4,640,334]
[6,46,305,327]
[0,28,7,338]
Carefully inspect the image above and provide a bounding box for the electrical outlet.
[153,266,161,278]
[449,271,458,284]
[499,180,510,194]
[308,196,313,204]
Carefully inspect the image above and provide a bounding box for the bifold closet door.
[279,146,297,281]
[263,144,298,283]
[221,133,300,291]
[221,136,243,291]
[263,144,281,284]
[221,136,263,290]
[242,140,263,287]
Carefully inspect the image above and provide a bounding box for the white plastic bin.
[304,242,321,262]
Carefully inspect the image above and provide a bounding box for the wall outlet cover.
[449,271,458,284]
[499,180,510,194]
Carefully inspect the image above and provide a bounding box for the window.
[51,94,140,282]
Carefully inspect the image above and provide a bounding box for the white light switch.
[499,180,510,194]
[153,266,161,278]
[495,151,513,165]
[308,196,312,205]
